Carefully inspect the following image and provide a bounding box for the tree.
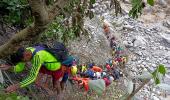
[0,0,155,58]
[0,0,71,58]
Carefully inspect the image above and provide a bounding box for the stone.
[146,57,150,61]
[138,60,142,64]
[123,0,130,4]
[161,33,170,44]
[162,59,167,63]
[157,0,167,7]
[152,64,157,68]
[123,41,133,48]
[163,20,170,28]
[159,46,164,50]
[131,55,137,61]
[168,60,170,64]
[133,36,146,47]
[123,24,134,31]
[153,96,159,100]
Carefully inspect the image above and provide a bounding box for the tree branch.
[126,79,150,100]
[0,0,71,58]
[48,0,71,20]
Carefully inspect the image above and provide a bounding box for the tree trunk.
[0,0,70,58]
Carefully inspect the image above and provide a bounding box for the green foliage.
[158,64,166,75]
[0,0,32,26]
[0,84,29,100]
[129,0,155,18]
[129,0,144,19]
[151,64,167,85]
[42,15,77,43]
[147,0,154,6]
[90,0,96,4]
[110,0,122,16]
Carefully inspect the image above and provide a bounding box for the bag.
[32,42,68,62]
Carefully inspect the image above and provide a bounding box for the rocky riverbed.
[78,0,170,99]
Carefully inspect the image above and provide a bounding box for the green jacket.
[14,47,61,88]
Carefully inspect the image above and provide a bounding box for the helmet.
[71,65,78,75]
[88,63,94,68]
[62,56,74,67]
[109,76,114,81]
[96,72,101,79]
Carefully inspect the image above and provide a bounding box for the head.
[88,63,94,68]
[71,65,78,75]
[16,47,32,62]
[62,56,74,67]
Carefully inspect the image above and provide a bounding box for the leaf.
[155,78,160,84]
[89,11,94,19]
[151,70,157,78]
[158,64,166,75]
[136,71,152,79]
[156,83,170,91]
[129,0,143,18]
[147,0,154,6]
[127,80,133,94]
[90,0,96,4]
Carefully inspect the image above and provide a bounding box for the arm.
[0,62,25,73]
[0,64,12,70]
[20,55,42,88]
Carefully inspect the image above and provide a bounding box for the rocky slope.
[68,0,170,99]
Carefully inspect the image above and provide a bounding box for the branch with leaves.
[0,0,71,58]
[125,64,169,99]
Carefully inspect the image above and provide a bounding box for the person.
[83,69,95,79]
[105,63,111,71]
[103,76,114,87]
[91,66,103,72]
[0,46,74,96]
[80,64,87,73]
[72,77,106,95]
[110,36,117,50]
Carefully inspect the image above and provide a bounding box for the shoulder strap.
[32,46,45,57]
[32,46,59,63]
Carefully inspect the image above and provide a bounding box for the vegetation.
[2,0,170,100]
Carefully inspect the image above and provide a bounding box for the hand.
[0,64,11,70]
[5,83,20,93]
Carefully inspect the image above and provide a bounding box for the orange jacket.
[91,66,103,72]
[73,77,90,91]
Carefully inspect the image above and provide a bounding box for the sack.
[33,42,68,62]
[88,79,105,95]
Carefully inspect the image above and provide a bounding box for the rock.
[123,41,133,48]
[157,0,167,7]
[151,46,157,50]
[159,46,164,50]
[159,57,163,61]
[138,60,142,64]
[168,60,170,64]
[161,33,170,44]
[133,36,146,47]
[123,24,134,31]
[136,52,142,56]
[153,96,159,100]
[152,64,157,68]
[146,57,150,61]
[142,62,147,66]
[123,0,130,4]
[163,20,170,28]
[162,59,167,63]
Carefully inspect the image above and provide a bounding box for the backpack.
[32,42,68,62]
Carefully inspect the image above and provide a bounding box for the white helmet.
[96,72,101,79]
[109,76,114,81]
